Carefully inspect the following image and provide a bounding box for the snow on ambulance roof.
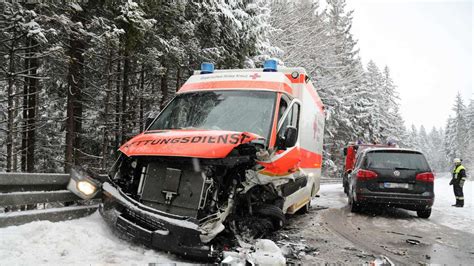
[178,71,294,95]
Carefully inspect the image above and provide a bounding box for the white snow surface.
[0,212,183,265]
[0,175,472,264]
[430,173,473,234]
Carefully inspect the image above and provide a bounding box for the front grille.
[140,161,206,218]
[121,206,167,232]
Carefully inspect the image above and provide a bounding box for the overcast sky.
[346,0,473,131]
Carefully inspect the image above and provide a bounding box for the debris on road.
[380,245,407,256]
[222,239,286,265]
[368,255,395,266]
[405,239,421,245]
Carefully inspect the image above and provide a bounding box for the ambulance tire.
[254,204,286,230]
[297,201,311,214]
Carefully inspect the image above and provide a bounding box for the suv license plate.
[384,182,409,189]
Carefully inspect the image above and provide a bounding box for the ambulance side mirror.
[284,126,298,148]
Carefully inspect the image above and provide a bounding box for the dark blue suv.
[347,148,434,218]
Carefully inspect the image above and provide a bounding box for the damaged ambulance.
[67,60,325,260]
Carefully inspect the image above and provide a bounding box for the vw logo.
[393,170,400,177]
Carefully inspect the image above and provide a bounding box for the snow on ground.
[313,183,347,209]
[431,173,473,234]
[0,212,184,265]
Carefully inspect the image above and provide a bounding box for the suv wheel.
[416,208,431,219]
[348,191,362,213]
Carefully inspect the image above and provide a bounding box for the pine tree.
[360,60,383,142]
[465,99,474,170]
[427,127,446,172]
[444,93,468,164]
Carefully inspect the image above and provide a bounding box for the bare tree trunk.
[160,68,169,109]
[6,34,16,172]
[120,51,130,144]
[12,80,19,171]
[139,65,145,132]
[102,48,113,171]
[114,58,121,150]
[21,41,28,172]
[64,35,85,173]
[26,38,38,172]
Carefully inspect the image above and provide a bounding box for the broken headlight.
[67,167,101,199]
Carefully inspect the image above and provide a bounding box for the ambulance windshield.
[148,90,276,141]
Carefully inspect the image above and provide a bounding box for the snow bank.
[0,212,183,265]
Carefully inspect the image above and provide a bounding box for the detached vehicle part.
[67,167,102,200]
[68,60,325,261]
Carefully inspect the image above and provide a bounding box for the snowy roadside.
[0,211,184,265]
[431,173,473,234]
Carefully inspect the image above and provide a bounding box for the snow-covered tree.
[444,93,469,165]
[427,127,446,172]
[464,99,474,170]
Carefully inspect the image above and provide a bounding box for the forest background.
[1,0,472,174]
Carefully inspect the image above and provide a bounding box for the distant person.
[449,158,467,207]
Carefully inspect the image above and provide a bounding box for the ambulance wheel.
[254,204,286,230]
[297,201,311,214]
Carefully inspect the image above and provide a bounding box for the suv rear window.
[364,151,430,171]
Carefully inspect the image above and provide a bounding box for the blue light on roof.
[263,59,278,72]
[201,62,214,74]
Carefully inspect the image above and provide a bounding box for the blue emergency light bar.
[201,62,214,74]
[263,59,278,72]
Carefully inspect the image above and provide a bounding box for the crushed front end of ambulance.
[101,90,290,260]
[68,61,325,261]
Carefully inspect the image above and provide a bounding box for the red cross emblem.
[250,73,261,79]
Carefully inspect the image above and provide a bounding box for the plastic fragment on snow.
[222,239,286,266]
[369,255,395,266]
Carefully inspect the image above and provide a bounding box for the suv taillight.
[416,172,434,182]
[356,169,378,181]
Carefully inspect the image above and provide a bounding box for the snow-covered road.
[0,173,472,264]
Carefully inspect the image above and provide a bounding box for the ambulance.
[68,60,325,260]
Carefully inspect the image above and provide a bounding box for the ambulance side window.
[291,103,300,130]
[277,102,300,148]
[278,107,293,139]
[278,95,290,122]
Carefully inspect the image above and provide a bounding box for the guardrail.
[0,173,341,228]
[0,173,99,228]
[320,177,342,184]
